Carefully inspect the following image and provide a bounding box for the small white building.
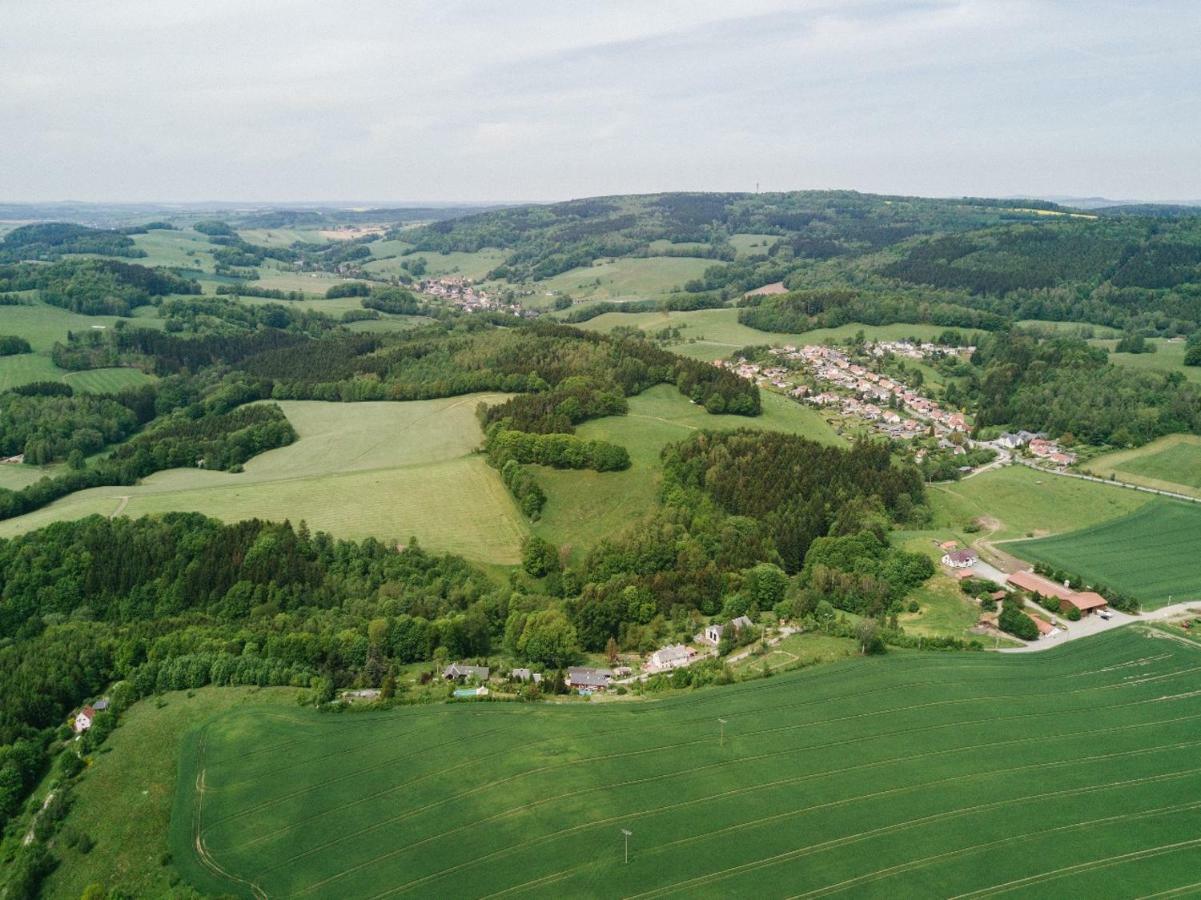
[649,644,693,670]
[73,706,96,734]
[941,549,979,569]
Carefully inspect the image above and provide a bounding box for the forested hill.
[403,191,1201,336]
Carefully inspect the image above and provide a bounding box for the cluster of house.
[442,662,625,695]
[995,431,1077,466]
[72,698,109,733]
[864,339,975,361]
[418,277,535,317]
[720,344,968,442]
[1005,570,1109,617]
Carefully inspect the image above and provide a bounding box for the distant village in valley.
[717,339,1077,475]
[418,276,538,317]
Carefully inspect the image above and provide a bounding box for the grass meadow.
[534,385,843,559]
[364,245,508,282]
[141,628,1201,898]
[1093,338,1201,384]
[928,464,1151,542]
[1008,500,1201,608]
[0,394,529,563]
[1087,435,1201,498]
[512,257,716,307]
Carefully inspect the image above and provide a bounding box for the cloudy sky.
[1,0,1198,203]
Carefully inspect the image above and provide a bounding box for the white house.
[73,706,96,734]
[649,644,693,670]
[941,549,978,569]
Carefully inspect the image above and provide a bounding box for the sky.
[1,0,1199,203]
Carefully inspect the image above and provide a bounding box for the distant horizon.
[3,190,1201,211]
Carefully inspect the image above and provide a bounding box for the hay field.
[162,628,1201,898]
[0,395,528,563]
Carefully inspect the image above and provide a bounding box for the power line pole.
[718,717,727,748]
[622,829,632,864]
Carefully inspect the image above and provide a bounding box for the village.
[418,276,537,317]
[717,339,1077,471]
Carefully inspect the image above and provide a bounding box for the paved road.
[998,601,1201,653]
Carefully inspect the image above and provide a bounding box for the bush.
[1066,606,1082,621]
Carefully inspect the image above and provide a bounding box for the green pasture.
[363,246,507,282]
[576,308,960,361]
[514,257,716,307]
[1089,337,1201,384]
[1008,500,1201,608]
[1087,435,1201,497]
[62,366,155,393]
[131,229,220,269]
[534,385,842,557]
[929,464,1151,542]
[0,395,528,564]
[151,628,1201,898]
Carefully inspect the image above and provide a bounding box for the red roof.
[80,706,95,719]
[1062,591,1108,611]
[1005,570,1075,602]
[1031,616,1054,636]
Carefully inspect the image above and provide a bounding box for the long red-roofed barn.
[1005,570,1109,615]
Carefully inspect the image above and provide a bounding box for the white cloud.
[0,0,1197,201]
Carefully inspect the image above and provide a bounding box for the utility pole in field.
[718,718,727,748]
[622,829,632,864]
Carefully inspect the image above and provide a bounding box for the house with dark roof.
[443,663,490,682]
[566,667,612,692]
[942,548,978,568]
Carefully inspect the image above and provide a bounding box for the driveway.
[998,601,1201,653]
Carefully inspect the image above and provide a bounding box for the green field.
[129,628,1201,898]
[61,366,155,393]
[728,233,781,258]
[576,308,961,361]
[929,464,1151,542]
[1093,338,1201,384]
[534,385,842,556]
[513,257,716,306]
[1008,500,1201,608]
[0,395,529,563]
[1087,435,1201,498]
[364,246,508,281]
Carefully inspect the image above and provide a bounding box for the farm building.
[567,667,612,692]
[443,663,490,682]
[1005,570,1109,616]
[649,644,694,670]
[942,549,979,568]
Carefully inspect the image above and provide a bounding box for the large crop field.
[534,385,842,557]
[137,628,1201,898]
[1086,435,1201,498]
[0,395,528,563]
[512,256,716,306]
[1008,500,1201,608]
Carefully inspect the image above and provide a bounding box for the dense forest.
[0,222,146,262]
[0,257,200,315]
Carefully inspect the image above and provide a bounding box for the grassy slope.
[1008,500,1201,607]
[534,385,843,558]
[0,394,529,564]
[512,257,715,306]
[1087,434,1201,497]
[43,687,301,900]
[576,308,959,361]
[1093,338,1201,384]
[928,464,1151,542]
[0,298,163,391]
[135,628,1201,898]
[363,246,507,281]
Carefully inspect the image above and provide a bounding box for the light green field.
[364,247,507,281]
[0,395,528,564]
[929,464,1151,542]
[237,227,335,248]
[727,632,858,675]
[62,366,155,393]
[0,461,63,490]
[247,266,368,296]
[131,229,220,269]
[1087,435,1201,497]
[577,308,960,361]
[518,257,716,305]
[728,233,781,258]
[0,299,160,351]
[535,385,843,556]
[1016,319,1120,338]
[1092,338,1201,384]
[1009,500,1201,607]
[0,352,64,391]
[43,686,301,900]
[138,628,1201,898]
